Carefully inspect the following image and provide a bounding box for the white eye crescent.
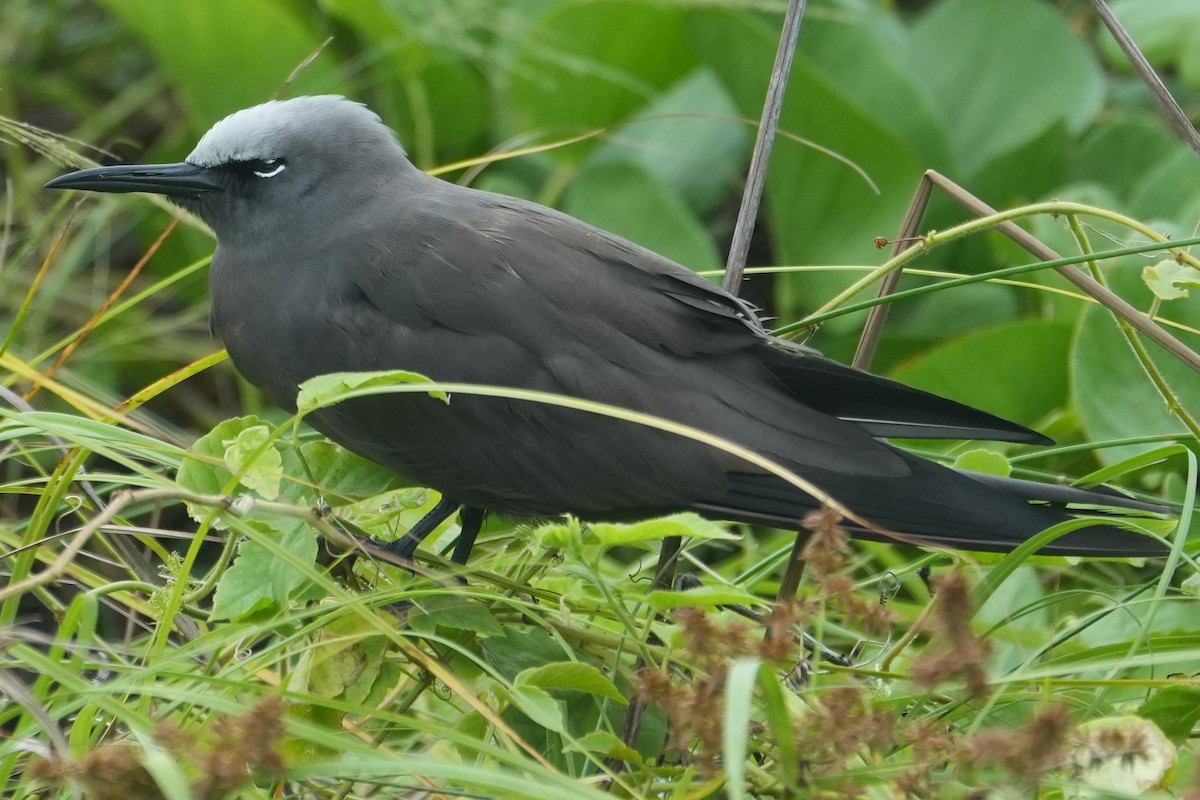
[253,159,286,178]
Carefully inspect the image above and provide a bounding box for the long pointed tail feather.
[696,462,1170,557]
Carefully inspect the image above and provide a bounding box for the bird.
[46,95,1168,562]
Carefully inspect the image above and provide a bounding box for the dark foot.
[378,496,460,559]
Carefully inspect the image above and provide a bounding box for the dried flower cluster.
[908,569,992,697]
[636,604,798,767]
[799,510,895,637]
[31,696,286,800]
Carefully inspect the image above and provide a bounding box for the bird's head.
[45,95,414,245]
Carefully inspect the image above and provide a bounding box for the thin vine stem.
[808,200,1200,321]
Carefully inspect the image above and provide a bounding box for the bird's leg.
[774,529,812,602]
[380,496,460,559]
[450,507,485,564]
[614,536,683,758]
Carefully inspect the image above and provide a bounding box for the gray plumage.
[46,96,1167,557]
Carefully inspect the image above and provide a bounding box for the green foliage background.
[1,0,1199,797]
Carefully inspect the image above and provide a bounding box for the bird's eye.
[251,158,287,178]
[243,158,286,178]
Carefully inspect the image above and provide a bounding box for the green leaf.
[515,661,627,704]
[756,666,800,790]
[342,488,430,535]
[177,416,276,526]
[294,621,386,704]
[210,518,318,621]
[532,518,586,550]
[508,685,565,733]
[690,10,923,318]
[1100,0,1200,88]
[408,596,505,638]
[565,161,719,269]
[97,0,345,126]
[1143,260,1200,301]
[222,424,282,500]
[907,0,1104,175]
[504,1,697,157]
[953,449,1013,477]
[892,320,1074,429]
[1137,686,1200,746]
[967,121,1071,211]
[482,628,573,681]
[1072,266,1200,464]
[296,370,446,413]
[723,658,761,800]
[0,412,185,471]
[316,0,488,164]
[284,441,401,506]
[1071,115,1179,201]
[647,583,759,611]
[1130,146,1200,225]
[565,731,642,764]
[586,513,738,548]
[800,9,952,168]
[586,67,749,215]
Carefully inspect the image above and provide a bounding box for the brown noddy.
[46,96,1169,561]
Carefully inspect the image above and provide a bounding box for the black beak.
[45,162,221,199]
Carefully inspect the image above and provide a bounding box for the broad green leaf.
[210,518,318,621]
[1072,266,1200,464]
[690,10,923,321]
[800,7,952,168]
[587,513,737,548]
[296,370,446,413]
[907,0,1104,175]
[1143,260,1200,301]
[515,662,626,704]
[301,641,366,699]
[504,0,696,157]
[317,0,488,164]
[564,161,719,269]
[967,121,1071,210]
[482,627,573,680]
[97,0,345,128]
[222,424,282,500]
[953,449,1012,478]
[1137,686,1200,746]
[892,320,1074,429]
[1071,115,1179,201]
[286,441,400,506]
[177,416,276,525]
[508,685,565,733]
[408,596,505,638]
[586,67,749,215]
[286,613,389,706]
[1129,146,1200,226]
[1100,0,1200,88]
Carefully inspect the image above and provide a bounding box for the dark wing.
[397,183,1046,441]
